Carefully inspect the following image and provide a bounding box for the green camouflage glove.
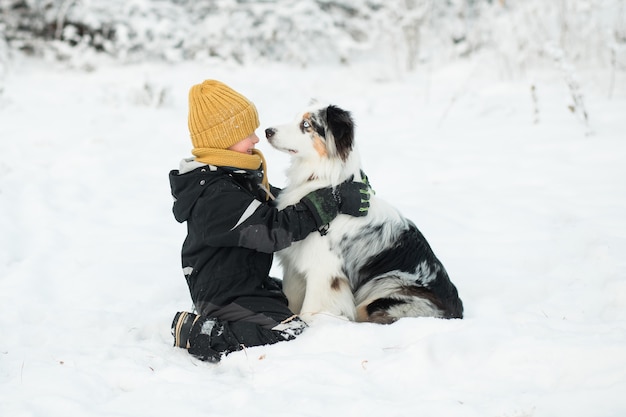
[301,178,370,229]
[336,179,371,217]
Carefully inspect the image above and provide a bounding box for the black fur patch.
[355,222,464,319]
[366,297,405,314]
[365,298,405,324]
[325,105,354,161]
[357,223,438,285]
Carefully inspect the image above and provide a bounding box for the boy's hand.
[302,177,371,228]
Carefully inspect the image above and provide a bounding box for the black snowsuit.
[169,161,319,360]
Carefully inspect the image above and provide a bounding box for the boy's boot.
[171,311,222,362]
[171,311,200,349]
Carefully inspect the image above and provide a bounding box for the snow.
[1,55,625,417]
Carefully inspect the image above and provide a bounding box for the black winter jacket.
[169,161,319,322]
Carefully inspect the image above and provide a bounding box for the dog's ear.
[325,105,354,161]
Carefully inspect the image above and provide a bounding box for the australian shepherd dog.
[265,103,463,324]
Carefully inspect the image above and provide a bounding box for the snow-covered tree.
[0,0,624,74]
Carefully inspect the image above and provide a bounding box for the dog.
[265,103,463,324]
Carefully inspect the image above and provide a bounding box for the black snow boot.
[171,311,200,349]
[171,311,222,362]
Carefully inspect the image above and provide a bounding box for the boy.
[169,80,369,361]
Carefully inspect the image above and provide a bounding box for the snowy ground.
[1,55,625,417]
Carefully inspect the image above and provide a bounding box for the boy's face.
[228,132,259,155]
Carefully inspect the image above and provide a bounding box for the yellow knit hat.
[187,79,271,199]
[188,79,260,150]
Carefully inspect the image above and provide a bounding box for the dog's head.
[265,104,354,162]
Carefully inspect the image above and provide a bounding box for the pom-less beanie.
[187,79,270,197]
[188,79,259,151]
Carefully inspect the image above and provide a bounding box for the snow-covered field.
[1,55,625,417]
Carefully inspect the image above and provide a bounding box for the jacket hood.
[169,159,218,223]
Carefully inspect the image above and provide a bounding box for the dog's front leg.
[282,265,307,315]
[299,273,356,322]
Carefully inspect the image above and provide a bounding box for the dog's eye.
[302,120,311,129]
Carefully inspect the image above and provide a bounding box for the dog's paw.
[299,310,354,324]
[298,312,317,324]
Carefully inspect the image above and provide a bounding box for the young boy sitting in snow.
[169,80,370,362]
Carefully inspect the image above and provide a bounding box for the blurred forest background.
[0,0,624,78]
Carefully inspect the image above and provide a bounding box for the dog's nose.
[265,128,275,139]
